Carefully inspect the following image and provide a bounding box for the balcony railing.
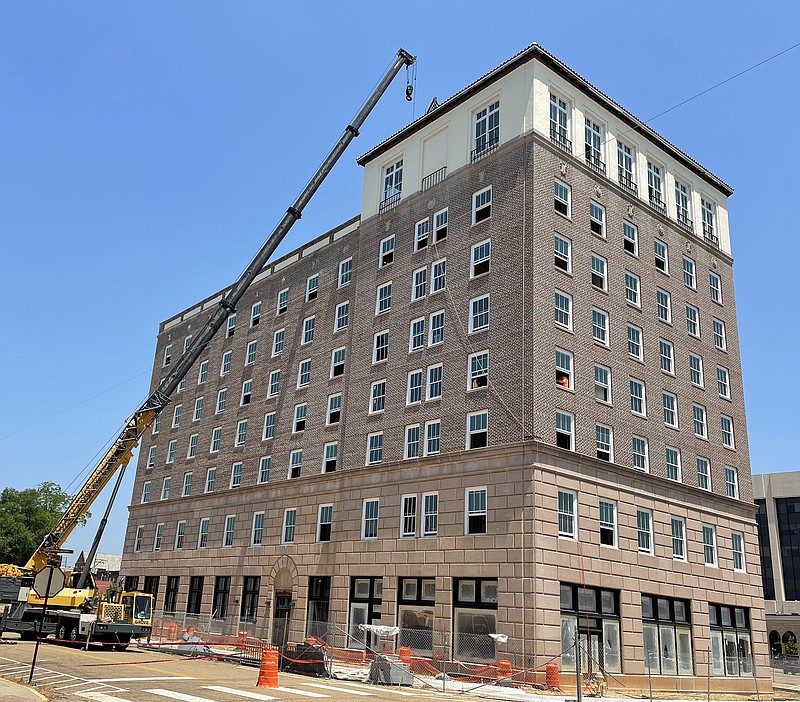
[703,223,719,248]
[378,191,401,214]
[471,139,499,163]
[549,126,572,154]
[617,173,638,196]
[677,211,694,232]
[585,151,606,176]
[649,192,667,215]
[421,166,447,191]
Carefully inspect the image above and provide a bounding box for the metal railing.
[703,223,720,247]
[677,211,694,231]
[379,192,401,214]
[649,192,667,214]
[617,173,638,195]
[585,151,606,176]
[549,127,572,153]
[471,140,498,163]
[421,166,447,191]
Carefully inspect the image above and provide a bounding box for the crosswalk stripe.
[275,687,328,698]
[299,682,372,696]
[333,681,416,696]
[146,689,220,702]
[92,677,196,683]
[202,686,278,700]
[75,692,135,702]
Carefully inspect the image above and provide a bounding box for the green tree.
[0,482,89,566]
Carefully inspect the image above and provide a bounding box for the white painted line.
[202,686,278,700]
[34,673,69,681]
[91,677,196,683]
[276,687,328,698]
[334,681,416,696]
[75,692,136,702]
[146,689,219,702]
[301,681,373,696]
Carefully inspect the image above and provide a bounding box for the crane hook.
[405,84,414,102]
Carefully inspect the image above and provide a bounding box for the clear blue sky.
[1,1,798,563]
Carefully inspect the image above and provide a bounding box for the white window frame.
[226,314,236,338]
[230,462,242,488]
[268,369,281,398]
[697,456,712,491]
[251,511,265,547]
[198,360,208,385]
[625,271,641,307]
[666,447,682,482]
[223,515,236,548]
[556,410,574,451]
[554,179,571,218]
[721,415,736,449]
[466,410,488,450]
[629,378,646,417]
[366,432,383,465]
[407,369,423,405]
[689,352,704,387]
[555,348,573,390]
[276,287,289,316]
[216,388,227,414]
[693,404,708,439]
[470,240,491,278]
[717,366,731,399]
[558,489,577,538]
[464,487,488,536]
[414,218,430,251]
[297,359,311,388]
[657,288,672,323]
[282,509,296,545]
[327,393,342,425]
[713,318,727,350]
[431,258,447,293]
[400,494,417,538]
[334,301,349,331]
[429,310,445,345]
[599,499,617,547]
[637,508,653,554]
[369,379,386,414]
[372,330,390,364]
[671,517,686,561]
[594,364,611,404]
[153,523,164,552]
[663,392,678,428]
[592,307,609,346]
[702,524,717,566]
[424,420,441,456]
[686,304,700,338]
[623,221,638,256]
[731,531,745,572]
[589,200,605,236]
[725,466,739,499]
[193,397,203,422]
[323,442,338,473]
[258,456,271,484]
[709,272,722,304]
[555,234,572,273]
[302,316,315,345]
[250,301,261,327]
[409,317,425,351]
[338,258,353,288]
[404,424,420,459]
[628,324,643,361]
[272,328,285,356]
[305,274,319,302]
[472,186,492,224]
[293,403,307,433]
[470,295,490,333]
[330,347,346,378]
[379,234,395,268]
[412,267,427,301]
[554,289,572,329]
[659,339,675,375]
[590,252,607,290]
[362,499,379,540]
[289,449,303,479]
[595,424,613,462]
[235,419,248,446]
[426,364,443,401]
[632,436,649,472]
[198,518,210,549]
[375,281,393,315]
[654,239,669,274]
[317,504,333,543]
[468,350,489,390]
[205,467,216,493]
[240,379,253,406]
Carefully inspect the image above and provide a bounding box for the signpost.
[28,565,65,683]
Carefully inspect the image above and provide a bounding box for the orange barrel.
[545,662,560,688]
[168,622,178,640]
[497,659,513,682]
[256,648,279,688]
[398,646,412,664]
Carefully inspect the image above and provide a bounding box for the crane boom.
[26,48,416,575]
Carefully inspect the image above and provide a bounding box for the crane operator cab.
[121,593,153,626]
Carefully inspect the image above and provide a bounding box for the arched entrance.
[783,630,798,658]
[269,560,296,649]
[770,630,782,658]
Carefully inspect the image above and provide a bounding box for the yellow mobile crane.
[1,48,416,648]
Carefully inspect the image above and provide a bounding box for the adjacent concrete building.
[121,43,767,690]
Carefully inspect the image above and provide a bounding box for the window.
[198,519,209,549]
[591,253,607,290]
[289,449,303,479]
[220,515,236,547]
[428,310,444,346]
[599,500,617,546]
[141,481,151,503]
[373,330,389,364]
[701,198,718,245]
[726,466,739,499]
[147,446,157,468]
[554,290,572,329]
[637,509,653,553]
[709,272,722,303]
[471,240,491,277]
[693,404,707,439]
[282,509,297,544]
[153,523,164,551]
[401,495,417,538]
[152,411,161,434]
[251,511,265,546]
[623,221,638,255]
[422,493,438,536]
[657,288,672,323]
[235,419,248,446]
[654,239,669,273]
[686,304,700,337]
[376,282,392,314]
[556,411,574,450]
[362,499,379,539]
[405,424,420,459]
[625,271,640,306]
[302,316,315,345]
[671,518,686,560]
[212,575,231,617]
[709,604,753,677]
[330,347,346,378]
[594,364,611,403]
[629,378,646,416]
[721,416,735,449]
[470,296,489,332]
[713,318,727,350]
[717,366,730,399]
[473,99,500,157]
[258,456,271,484]
[327,394,342,425]
[647,161,665,210]
[673,179,693,230]
[617,140,636,192]
[584,117,604,172]
[659,339,674,374]
[465,487,487,535]
[554,180,571,217]
[197,360,208,385]
[589,201,605,236]
[556,348,573,390]
[409,318,425,351]
[632,436,649,472]
[205,467,216,493]
[272,328,285,356]
[596,424,613,462]
[134,525,143,552]
[682,258,697,290]
[379,235,395,268]
[276,288,288,316]
[550,92,570,147]
[414,218,429,250]
[697,457,711,491]
[267,369,281,398]
[163,344,173,367]
[367,432,383,465]
[689,353,704,386]
[555,234,572,272]
[293,403,307,433]
[250,301,261,327]
[628,324,643,361]
[434,208,448,241]
[193,397,204,422]
[432,259,446,292]
[297,359,311,387]
[666,447,682,482]
[317,504,333,542]
[306,274,319,302]
[323,442,338,473]
[467,411,488,449]
[166,441,176,465]
[240,379,252,405]
[172,403,182,428]
[178,375,186,393]
[592,308,609,345]
[663,392,678,428]
[182,470,193,495]
[338,258,352,287]
[426,364,442,401]
[335,302,349,331]
[641,595,694,676]
[425,421,441,455]
[370,380,386,414]
[703,525,717,566]
[558,490,577,538]
[468,351,489,390]
[230,462,242,488]
[732,532,745,571]
[226,314,236,338]
[559,583,621,674]
[402,370,422,406]
[412,267,427,300]
[473,187,492,223]
[216,388,227,413]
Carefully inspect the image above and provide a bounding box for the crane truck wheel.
[68,625,79,642]
[114,643,129,651]
[57,623,67,641]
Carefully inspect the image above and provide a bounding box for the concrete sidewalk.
[0,675,46,702]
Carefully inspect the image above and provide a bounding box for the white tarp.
[488,633,509,643]
[358,624,400,636]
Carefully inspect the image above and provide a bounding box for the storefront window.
[398,577,435,656]
[453,578,497,663]
[709,604,753,676]
[560,582,621,674]
[348,577,382,651]
[641,595,693,675]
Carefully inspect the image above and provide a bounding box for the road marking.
[275,687,328,698]
[91,677,196,682]
[146,689,220,702]
[333,681,416,696]
[300,682,372,696]
[76,692,137,702]
[202,686,278,700]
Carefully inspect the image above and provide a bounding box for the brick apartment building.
[120,43,767,690]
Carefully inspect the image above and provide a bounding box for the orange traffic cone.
[496,659,513,685]
[256,647,279,688]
